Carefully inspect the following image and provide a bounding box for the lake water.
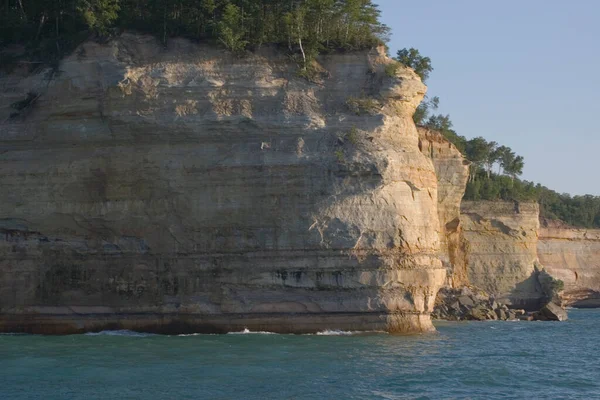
[1,309,599,399]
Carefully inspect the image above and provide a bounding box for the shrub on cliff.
[346,96,381,115]
[394,48,433,82]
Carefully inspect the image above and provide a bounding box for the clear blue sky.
[375,0,600,196]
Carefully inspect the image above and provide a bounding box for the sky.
[375,0,600,196]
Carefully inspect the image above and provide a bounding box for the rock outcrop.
[535,302,568,321]
[539,223,600,307]
[418,128,470,287]
[0,34,446,334]
[460,201,547,309]
[432,286,522,321]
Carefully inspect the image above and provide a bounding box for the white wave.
[227,328,277,335]
[84,330,154,337]
[315,330,385,336]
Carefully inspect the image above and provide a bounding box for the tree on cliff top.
[394,47,433,82]
[78,0,121,35]
[1,0,390,62]
[218,4,247,52]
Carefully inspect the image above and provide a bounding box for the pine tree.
[218,3,247,52]
[78,0,120,35]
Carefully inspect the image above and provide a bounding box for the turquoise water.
[1,309,599,399]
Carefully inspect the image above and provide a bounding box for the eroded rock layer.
[418,127,469,287]
[460,201,545,309]
[0,34,445,334]
[539,225,600,307]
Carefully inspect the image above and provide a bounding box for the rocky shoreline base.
[433,287,568,322]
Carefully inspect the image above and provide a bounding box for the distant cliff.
[539,224,600,307]
[0,33,446,334]
[460,201,547,309]
[457,200,600,310]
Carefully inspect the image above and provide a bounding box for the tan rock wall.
[418,128,470,287]
[460,201,545,308]
[0,34,445,334]
[538,227,600,307]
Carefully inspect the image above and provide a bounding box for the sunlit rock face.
[538,224,600,307]
[418,127,470,287]
[460,201,546,309]
[0,34,445,334]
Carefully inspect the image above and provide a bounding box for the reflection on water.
[1,309,599,399]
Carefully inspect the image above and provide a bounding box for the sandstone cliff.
[460,201,546,309]
[0,34,445,334]
[418,128,470,287]
[539,225,600,307]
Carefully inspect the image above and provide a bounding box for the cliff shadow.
[510,267,564,311]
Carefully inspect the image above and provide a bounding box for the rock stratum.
[418,127,470,288]
[460,201,546,309]
[458,201,600,311]
[539,224,600,307]
[0,34,446,334]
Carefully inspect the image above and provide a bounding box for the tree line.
[396,48,600,229]
[1,0,389,70]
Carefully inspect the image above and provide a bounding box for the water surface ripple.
[1,309,599,399]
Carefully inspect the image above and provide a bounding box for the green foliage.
[405,45,600,228]
[78,0,120,35]
[296,62,321,82]
[345,126,359,144]
[413,96,438,125]
[552,279,565,292]
[537,189,600,228]
[465,170,535,202]
[334,149,345,163]
[464,169,600,228]
[218,4,247,52]
[346,96,380,115]
[395,47,433,82]
[1,0,389,61]
[384,61,401,77]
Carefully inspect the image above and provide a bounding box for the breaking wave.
[84,330,155,337]
[227,328,277,335]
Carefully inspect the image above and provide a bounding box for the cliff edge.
[0,34,445,334]
[418,127,470,287]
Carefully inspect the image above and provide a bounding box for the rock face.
[0,34,446,334]
[460,201,546,309]
[539,225,600,307]
[418,128,470,287]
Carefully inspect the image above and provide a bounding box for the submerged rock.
[537,302,568,321]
